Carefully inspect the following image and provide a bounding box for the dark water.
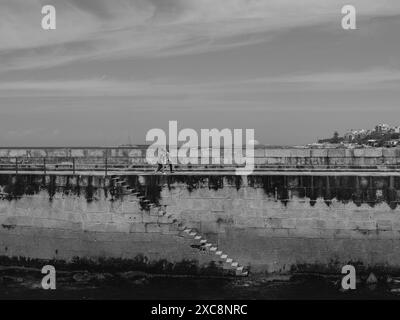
[0,268,399,300]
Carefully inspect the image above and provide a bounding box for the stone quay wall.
[0,147,400,169]
[1,173,400,275]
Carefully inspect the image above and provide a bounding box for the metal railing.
[0,155,400,175]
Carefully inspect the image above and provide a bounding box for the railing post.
[43,157,46,175]
[105,155,108,176]
[73,157,76,175]
[15,157,18,175]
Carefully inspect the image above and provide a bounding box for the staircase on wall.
[111,175,249,277]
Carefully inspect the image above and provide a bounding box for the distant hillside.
[318,124,400,147]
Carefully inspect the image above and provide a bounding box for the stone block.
[265,149,291,157]
[311,149,328,157]
[145,223,162,233]
[265,218,282,229]
[290,149,311,157]
[281,218,296,229]
[47,149,68,157]
[9,150,28,157]
[143,215,159,223]
[88,149,105,157]
[200,221,219,233]
[327,149,346,158]
[129,223,146,233]
[353,149,365,157]
[30,149,47,157]
[351,221,377,231]
[70,149,85,157]
[364,148,383,157]
[383,148,396,158]
[377,220,392,231]
[123,213,143,223]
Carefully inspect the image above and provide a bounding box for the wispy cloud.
[1,68,399,100]
[239,69,400,91]
[1,0,400,72]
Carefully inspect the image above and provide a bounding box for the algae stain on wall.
[1,174,400,210]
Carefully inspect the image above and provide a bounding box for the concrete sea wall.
[1,173,400,275]
[1,147,400,170]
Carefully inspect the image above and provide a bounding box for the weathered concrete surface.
[1,174,400,275]
[0,146,398,160]
[0,187,219,274]
[1,147,400,172]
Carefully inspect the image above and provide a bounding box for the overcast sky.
[0,0,400,146]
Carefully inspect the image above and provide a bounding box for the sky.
[0,0,400,146]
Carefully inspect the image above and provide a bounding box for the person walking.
[166,149,174,173]
[154,147,166,174]
[154,147,174,174]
